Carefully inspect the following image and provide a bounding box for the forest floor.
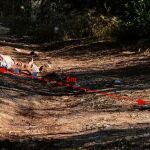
[0,39,150,149]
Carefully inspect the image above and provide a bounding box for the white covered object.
[28,58,40,73]
[0,54,15,69]
[32,64,40,72]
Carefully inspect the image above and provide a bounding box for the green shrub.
[116,0,150,40]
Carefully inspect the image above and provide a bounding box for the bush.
[116,0,150,40]
[22,10,119,42]
[89,15,119,39]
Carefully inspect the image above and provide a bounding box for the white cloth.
[32,64,40,72]
[0,54,15,69]
[28,58,40,73]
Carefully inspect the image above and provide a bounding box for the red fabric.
[0,67,7,73]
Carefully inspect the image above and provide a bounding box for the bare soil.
[0,40,150,149]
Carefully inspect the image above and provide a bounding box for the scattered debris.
[14,48,22,52]
[112,79,124,85]
[122,51,136,55]
[14,48,40,56]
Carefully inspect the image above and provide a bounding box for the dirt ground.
[0,40,150,149]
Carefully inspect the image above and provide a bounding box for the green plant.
[117,0,150,40]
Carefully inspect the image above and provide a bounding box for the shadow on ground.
[0,124,150,150]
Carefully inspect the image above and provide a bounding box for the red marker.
[0,67,7,73]
[0,66,148,108]
[137,99,146,105]
[65,84,71,87]
[58,82,63,86]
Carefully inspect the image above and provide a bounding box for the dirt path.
[0,42,150,149]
